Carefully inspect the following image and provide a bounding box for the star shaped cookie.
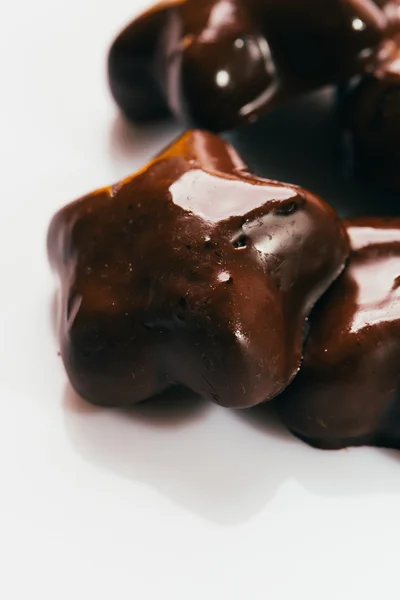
[48,130,348,408]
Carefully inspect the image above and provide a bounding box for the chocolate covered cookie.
[342,37,400,192]
[108,0,393,130]
[48,130,349,408]
[278,218,400,449]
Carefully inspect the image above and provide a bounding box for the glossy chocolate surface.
[278,218,400,450]
[108,2,172,122]
[108,0,394,130]
[48,130,349,408]
[341,37,400,193]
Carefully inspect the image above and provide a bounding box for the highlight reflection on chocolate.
[48,130,349,409]
[278,218,400,450]
[108,0,394,130]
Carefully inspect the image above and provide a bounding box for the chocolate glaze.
[108,2,172,122]
[341,36,400,193]
[108,0,394,131]
[48,130,349,408]
[278,218,400,450]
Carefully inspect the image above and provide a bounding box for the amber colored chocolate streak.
[48,131,349,408]
[108,0,396,130]
[278,218,400,450]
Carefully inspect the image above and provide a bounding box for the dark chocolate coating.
[108,0,393,131]
[341,37,400,193]
[278,218,400,450]
[48,130,349,408]
[108,2,172,122]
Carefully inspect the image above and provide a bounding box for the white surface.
[1,1,399,599]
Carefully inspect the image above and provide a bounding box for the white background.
[1,1,399,598]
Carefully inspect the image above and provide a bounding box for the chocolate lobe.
[108,3,172,122]
[278,217,400,450]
